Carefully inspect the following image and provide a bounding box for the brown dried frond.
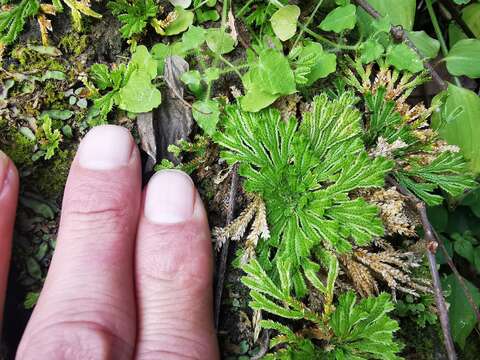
[213,195,270,262]
[273,94,301,122]
[363,187,419,237]
[369,137,408,158]
[342,248,432,299]
[340,254,379,297]
[37,14,52,47]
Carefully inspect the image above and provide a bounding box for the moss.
[58,34,89,56]
[1,126,35,168]
[10,46,66,72]
[42,81,67,107]
[34,149,75,199]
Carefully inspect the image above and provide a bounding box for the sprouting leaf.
[205,28,236,54]
[319,4,356,33]
[117,71,161,113]
[164,7,194,36]
[407,30,440,59]
[442,274,480,349]
[445,39,480,79]
[270,5,300,41]
[432,84,480,173]
[192,99,220,135]
[0,0,40,45]
[385,43,423,73]
[359,39,384,63]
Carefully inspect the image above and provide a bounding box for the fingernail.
[0,150,9,194]
[145,170,196,224]
[78,125,133,170]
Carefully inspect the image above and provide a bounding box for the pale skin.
[0,125,220,359]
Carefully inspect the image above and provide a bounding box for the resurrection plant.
[214,76,476,358]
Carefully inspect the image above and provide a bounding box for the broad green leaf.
[319,4,356,33]
[256,49,296,95]
[195,8,219,23]
[445,39,480,78]
[181,25,206,50]
[452,0,470,4]
[407,30,440,59]
[164,7,194,35]
[462,3,480,38]
[205,28,235,54]
[240,86,278,112]
[192,99,220,135]
[385,43,423,73]
[442,274,480,349]
[130,45,157,79]
[301,42,337,85]
[359,39,384,63]
[432,84,480,173]
[270,5,300,41]
[356,0,416,36]
[448,22,468,48]
[117,71,161,113]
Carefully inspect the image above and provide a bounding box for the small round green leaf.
[270,5,300,41]
[192,99,220,135]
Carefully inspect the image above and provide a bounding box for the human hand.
[0,125,219,359]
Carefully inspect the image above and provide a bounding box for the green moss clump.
[58,34,89,56]
[42,81,67,107]
[0,125,35,168]
[10,46,66,72]
[34,149,75,199]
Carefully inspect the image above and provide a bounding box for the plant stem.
[387,176,457,360]
[293,0,324,49]
[298,24,358,50]
[425,0,462,87]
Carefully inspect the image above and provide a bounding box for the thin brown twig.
[353,0,447,90]
[387,176,457,360]
[214,163,240,328]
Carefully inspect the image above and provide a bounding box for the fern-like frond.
[397,151,477,206]
[215,93,393,290]
[330,292,403,360]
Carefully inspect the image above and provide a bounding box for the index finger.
[0,150,19,327]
